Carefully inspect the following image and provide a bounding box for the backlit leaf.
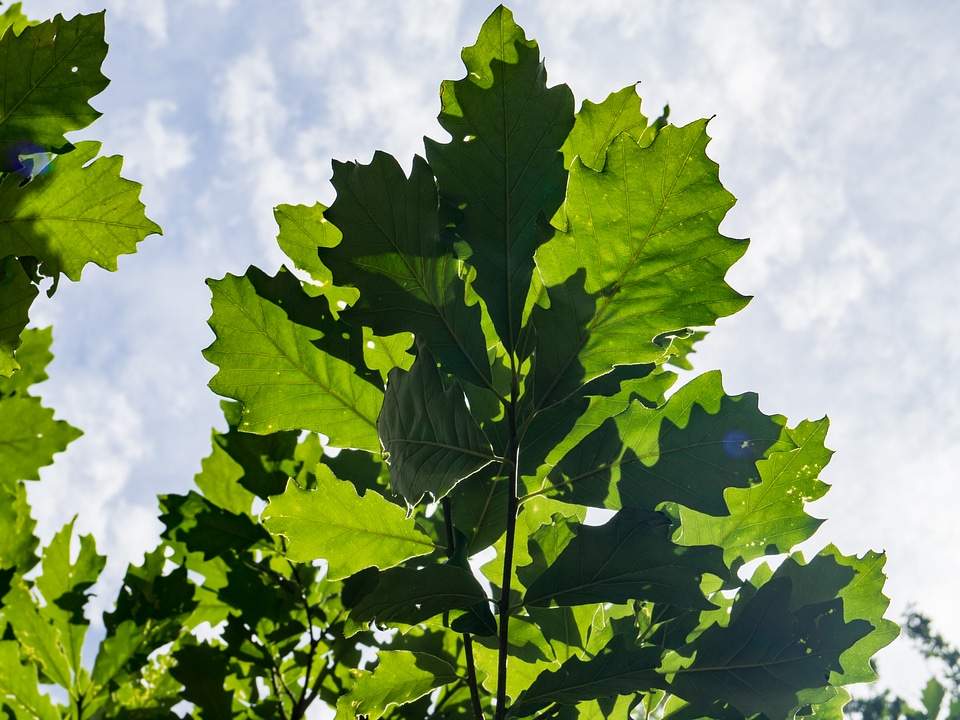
[0,141,161,282]
[0,257,37,376]
[0,395,81,488]
[262,470,436,578]
[380,341,496,506]
[204,265,382,450]
[560,85,649,171]
[424,5,574,352]
[0,12,108,168]
[0,641,60,720]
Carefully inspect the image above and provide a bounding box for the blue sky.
[19,0,960,702]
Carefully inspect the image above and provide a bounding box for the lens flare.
[722,429,753,459]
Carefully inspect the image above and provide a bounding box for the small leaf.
[0,641,61,720]
[0,481,39,574]
[2,581,73,688]
[380,341,496,506]
[204,266,383,450]
[0,326,52,394]
[0,12,108,167]
[522,509,726,609]
[262,470,436,578]
[159,491,272,560]
[171,643,234,720]
[0,257,38,376]
[0,395,82,488]
[335,650,459,720]
[0,141,161,282]
[560,85,649,171]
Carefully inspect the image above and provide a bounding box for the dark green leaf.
[262,471,436,578]
[0,141,161,282]
[380,341,496,506]
[661,577,872,720]
[0,12,108,168]
[545,372,783,515]
[171,643,234,720]
[522,509,725,609]
[509,635,661,718]
[424,6,573,354]
[160,490,272,560]
[204,266,383,449]
[322,151,492,387]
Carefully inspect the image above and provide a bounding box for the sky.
[16,0,960,704]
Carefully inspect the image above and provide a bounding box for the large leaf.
[544,372,783,515]
[661,577,872,720]
[322,151,492,388]
[0,141,161,282]
[380,341,496,506]
[424,5,574,353]
[262,470,436,579]
[204,266,383,449]
[0,395,81,488]
[675,418,832,566]
[531,121,749,406]
[0,12,108,168]
[0,256,37,376]
[522,509,726,610]
[335,650,460,720]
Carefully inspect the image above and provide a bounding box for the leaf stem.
[495,380,521,720]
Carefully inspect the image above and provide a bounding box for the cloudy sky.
[19,0,960,703]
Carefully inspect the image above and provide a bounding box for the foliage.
[848,611,960,720]
[0,4,898,720]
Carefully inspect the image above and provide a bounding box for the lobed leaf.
[380,340,497,506]
[0,141,161,282]
[560,85,649,172]
[262,470,436,578]
[323,151,492,387]
[424,6,574,353]
[0,257,37,376]
[335,650,460,720]
[0,641,61,720]
[0,12,108,168]
[0,395,81,488]
[204,266,382,449]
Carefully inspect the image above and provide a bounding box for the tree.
[0,4,897,719]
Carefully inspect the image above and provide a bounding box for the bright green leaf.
[204,266,383,450]
[0,641,61,720]
[0,326,52,395]
[262,470,436,578]
[0,141,161,282]
[2,581,73,688]
[0,395,81,488]
[560,85,649,171]
[380,341,497,506]
[0,481,38,575]
[335,650,459,720]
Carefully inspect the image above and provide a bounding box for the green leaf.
[661,577,872,720]
[0,141,161,282]
[322,151,492,388]
[380,341,496,506]
[0,12,108,169]
[0,481,38,575]
[0,641,61,720]
[204,265,383,449]
[193,440,258,517]
[522,509,726,609]
[560,85,649,171]
[0,256,37,376]
[262,470,436,578]
[335,650,459,720]
[34,519,105,671]
[509,636,661,718]
[0,4,36,38]
[424,6,574,353]
[274,201,358,310]
[362,326,415,383]
[2,581,73,688]
[171,643,234,720]
[0,395,81,488]
[0,326,52,395]
[532,121,749,401]
[544,372,783,515]
[160,491,272,560]
[342,564,491,632]
[675,418,832,566]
